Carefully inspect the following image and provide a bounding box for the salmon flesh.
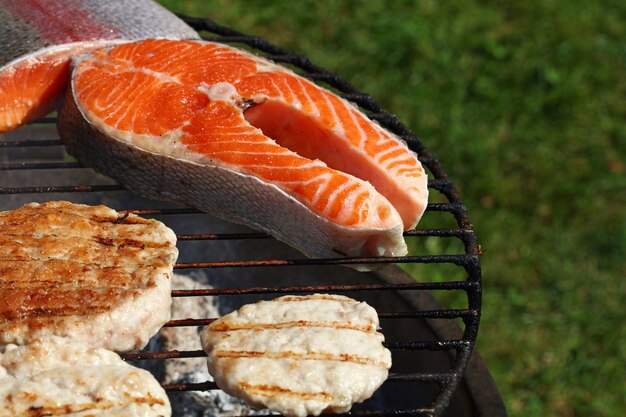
[59,39,429,262]
[0,0,198,133]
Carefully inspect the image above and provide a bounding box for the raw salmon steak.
[59,39,429,261]
[0,0,198,133]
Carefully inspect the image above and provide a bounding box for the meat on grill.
[0,0,198,133]
[0,336,171,416]
[200,294,391,417]
[58,39,428,263]
[0,201,178,351]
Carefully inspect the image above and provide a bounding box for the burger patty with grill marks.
[200,294,392,417]
[0,337,171,416]
[0,201,178,351]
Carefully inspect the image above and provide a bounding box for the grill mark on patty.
[0,254,172,269]
[0,233,171,249]
[274,294,358,304]
[0,260,161,290]
[113,212,130,224]
[94,235,115,246]
[210,320,375,334]
[91,215,149,225]
[13,395,167,417]
[0,259,158,270]
[0,206,151,225]
[1,279,148,289]
[0,262,169,280]
[0,305,111,321]
[215,349,387,367]
[0,208,163,240]
[0,251,173,269]
[93,235,153,248]
[237,383,333,401]
[0,288,144,321]
[0,208,152,228]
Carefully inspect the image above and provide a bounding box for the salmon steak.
[0,201,178,351]
[58,39,429,261]
[0,0,198,133]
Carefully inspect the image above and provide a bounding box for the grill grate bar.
[174,254,476,269]
[4,156,453,173]
[163,318,215,327]
[122,203,458,217]
[403,228,474,238]
[334,408,436,416]
[389,372,457,383]
[174,410,434,417]
[122,340,467,362]
[0,184,125,194]
[428,179,454,192]
[171,282,476,297]
[337,93,382,113]
[426,202,463,212]
[163,309,475,328]
[390,340,469,351]
[0,202,459,216]
[0,180,449,195]
[0,161,83,170]
[161,372,455,394]
[177,232,269,241]
[177,228,472,241]
[0,139,63,148]
[163,381,218,392]
[123,207,200,216]
[330,409,435,417]
[34,117,56,124]
[123,350,206,360]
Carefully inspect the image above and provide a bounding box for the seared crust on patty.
[0,201,178,351]
[200,294,391,417]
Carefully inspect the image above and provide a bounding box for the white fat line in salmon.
[86,56,187,87]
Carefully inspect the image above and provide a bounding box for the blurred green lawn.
[157,1,625,416]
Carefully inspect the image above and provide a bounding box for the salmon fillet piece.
[0,201,178,351]
[200,294,391,417]
[0,0,198,133]
[59,39,428,261]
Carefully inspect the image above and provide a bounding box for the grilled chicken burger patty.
[200,294,392,417]
[0,201,178,351]
[0,337,171,416]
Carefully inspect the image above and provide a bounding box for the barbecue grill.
[0,15,506,417]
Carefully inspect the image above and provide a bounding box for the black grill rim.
[0,14,483,417]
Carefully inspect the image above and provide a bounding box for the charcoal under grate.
[0,16,482,417]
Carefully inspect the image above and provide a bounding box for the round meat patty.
[200,294,392,417]
[0,337,171,416]
[0,201,178,351]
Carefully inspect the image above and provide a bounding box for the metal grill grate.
[0,16,482,417]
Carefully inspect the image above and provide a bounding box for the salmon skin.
[59,39,429,263]
[0,0,198,133]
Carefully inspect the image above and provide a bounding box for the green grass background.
[156,1,625,416]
